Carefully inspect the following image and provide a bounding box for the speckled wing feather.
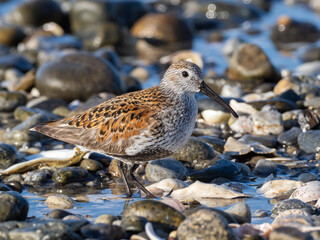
[32,87,168,157]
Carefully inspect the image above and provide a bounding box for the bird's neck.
[158,82,192,99]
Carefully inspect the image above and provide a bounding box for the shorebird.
[32,61,238,197]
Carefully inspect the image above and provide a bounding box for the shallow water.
[1,0,320,227]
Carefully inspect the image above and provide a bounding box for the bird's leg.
[117,160,132,197]
[129,164,156,198]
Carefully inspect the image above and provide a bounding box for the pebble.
[52,167,89,184]
[225,202,251,224]
[272,199,314,216]
[195,136,225,153]
[0,25,25,47]
[0,191,29,221]
[269,226,312,240]
[8,220,78,240]
[188,159,242,182]
[131,13,192,62]
[24,170,48,184]
[45,195,74,209]
[277,127,302,146]
[122,200,185,232]
[0,143,17,169]
[94,214,116,225]
[145,158,187,182]
[47,209,74,219]
[226,43,278,90]
[298,130,320,154]
[8,0,64,27]
[172,139,215,162]
[253,159,277,177]
[35,52,125,101]
[252,110,284,135]
[258,180,304,198]
[3,113,52,147]
[290,181,320,203]
[171,181,249,202]
[145,179,189,197]
[80,223,124,240]
[120,215,146,233]
[297,173,318,183]
[79,159,103,172]
[177,209,237,240]
[0,91,27,112]
[271,16,320,50]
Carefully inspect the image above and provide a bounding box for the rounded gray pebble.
[145,158,187,182]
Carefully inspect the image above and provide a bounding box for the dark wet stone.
[248,98,297,113]
[94,214,117,225]
[226,43,279,90]
[185,207,237,224]
[80,223,124,240]
[253,209,270,218]
[8,220,80,240]
[52,167,89,185]
[271,16,320,50]
[195,136,225,153]
[0,55,33,73]
[0,25,25,47]
[71,0,148,31]
[120,215,146,232]
[47,209,74,219]
[26,97,68,112]
[122,200,185,232]
[269,226,312,240]
[35,52,125,102]
[123,75,143,93]
[297,173,318,183]
[94,48,121,70]
[24,171,48,184]
[241,135,277,148]
[277,127,302,146]
[34,35,82,51]
[272,199,314,215]
[173,139,215,162]
[299,46,320,63]
[185,1,261,30]
[4,181,22,193]
[277,89,301,102]
[225,202,251,224]
[0,143,16,169]
[3,174,24,183]
[0,91,27,112]
[3,113,53,147]
[0,191,29,221]
[177,209,237,240]
[188,159,242,182]
[253,159,276,177]
[145,158,187,182]
[74,21,120,50]
[131,13,192,62]
[297,109,320,132]
[80,159,103,172]
[298,130,320,154]
[8,0,64,27]
[14,106,57,122]
[0,184,12,192]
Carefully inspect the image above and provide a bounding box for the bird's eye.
[182,71,189,78]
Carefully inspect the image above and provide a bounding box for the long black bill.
[200,81,239,118]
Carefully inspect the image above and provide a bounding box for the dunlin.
[31,61,238,197]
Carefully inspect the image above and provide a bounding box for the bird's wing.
[32,88,163,154]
